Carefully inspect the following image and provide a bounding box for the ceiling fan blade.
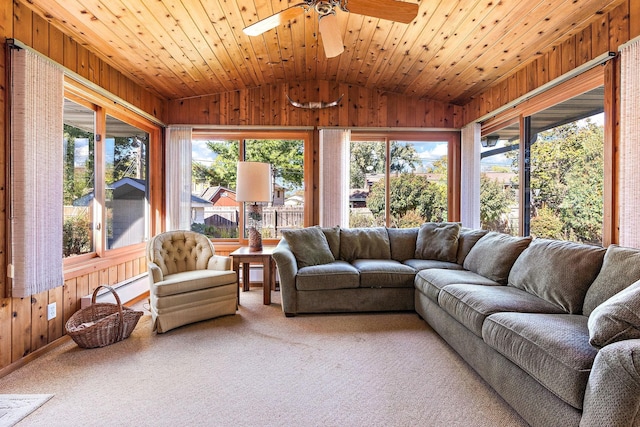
[243,3,307,36]
[345,0,419,24]
[318,13,344,58]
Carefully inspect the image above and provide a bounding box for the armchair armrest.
[148,262,164,284]
[581,339,640,426]
[208,254,232,271]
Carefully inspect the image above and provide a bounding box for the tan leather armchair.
[146,230,237,333]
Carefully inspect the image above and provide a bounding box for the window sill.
[63,244,145,280]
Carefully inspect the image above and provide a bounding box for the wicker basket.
[65,285,143,349]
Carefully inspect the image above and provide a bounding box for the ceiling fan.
[243,0,419,58]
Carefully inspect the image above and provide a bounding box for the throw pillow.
[414,222,461,262]
[456,228,489,265]
[588,279,640,349]
[583,245,640,316]
[321,226,341,260]
[463,232,532,284]
[387,227,419,261]
[281,227,335,268]
[339,228,391,261]
[508,239,605,314]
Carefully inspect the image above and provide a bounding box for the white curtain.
[619,39,640,248]
[319,129,350,227]
[10,48,64,297]
[460,123,481,228]
[165,126,192,231]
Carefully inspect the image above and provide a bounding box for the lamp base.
[248,227,263,252]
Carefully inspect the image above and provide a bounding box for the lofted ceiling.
[24,0,624,106]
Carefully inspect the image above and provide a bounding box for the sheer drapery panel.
[319,129,350,228]
[619,39,640,248]
[165,126,193,231]
[10,48,64,297]
[461,122,481,228]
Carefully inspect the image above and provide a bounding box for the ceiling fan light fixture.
[318,12,344,58]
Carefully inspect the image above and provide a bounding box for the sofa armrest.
[581,339,640,427]
[148,262,164,284]
[208,254,232,271]
[272,240,298,315]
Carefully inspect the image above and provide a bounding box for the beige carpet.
[0,290,527,427]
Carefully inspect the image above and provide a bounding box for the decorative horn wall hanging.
[286,94,344,109]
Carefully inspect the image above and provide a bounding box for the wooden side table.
[230,246,277,305]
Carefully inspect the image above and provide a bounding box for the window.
[349,133,457,228]
[526,88,604,244]
[63,99,95,257]
[480,86,604,244]
[480,121,520,235]
[63,85,159,261]
[191,133,308,240]
[104,115,149,249]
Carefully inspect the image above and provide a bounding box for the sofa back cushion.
[583,245,640,316]
[387,227,418,261]
[339,227,391,261]
[414,222,461,262]
[508,239,606,314]
[463,232,532,284]
[456,228,489,265]
[321,226,341,260]
[281,227,335,268]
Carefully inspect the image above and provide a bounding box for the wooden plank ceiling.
[24,0,624,106]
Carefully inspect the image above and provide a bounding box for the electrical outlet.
[47,303,56,320]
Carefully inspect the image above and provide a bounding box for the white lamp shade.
[236,161,272,202]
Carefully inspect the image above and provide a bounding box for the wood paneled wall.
[463,0,640,124]
[168,81,464,129]
[0,2,165,373]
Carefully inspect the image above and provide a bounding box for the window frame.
[349,130,462,226]
[63,78,162,270]
[481,66,610,242]
[191,129,313,247]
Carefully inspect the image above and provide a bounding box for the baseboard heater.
[80,273,149,309]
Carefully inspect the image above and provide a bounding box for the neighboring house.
[73,177,146,249]
[198,186,238,227]
[284,195,303,206]
[190,194,211,224]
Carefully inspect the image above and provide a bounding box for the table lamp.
[236,161,273,251]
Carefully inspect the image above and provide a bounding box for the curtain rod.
[318,127,461,132]
[7,38,166,127]
[474,51,616,124]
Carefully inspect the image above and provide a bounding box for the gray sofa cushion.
[439,284,565,336]
[463,232,532,284]
[482,312,597,410]
[588,279,640,349]
[352,259,416,288]
[403,259,463,271]
[415,222,461,262]
[456,228,489,265]
[387,227,418,261]
[583,245,640,316]
[414,268,500,303]
[339,227,391,261]
[282,227,335,268]
[508,239,605,314]
[296,261,360,291]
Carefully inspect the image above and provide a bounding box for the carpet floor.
[0,289,527,426]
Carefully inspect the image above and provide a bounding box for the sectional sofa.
[271,224,640,427]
